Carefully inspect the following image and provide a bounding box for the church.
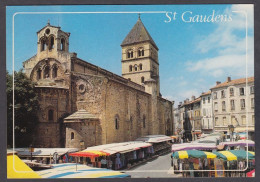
[23,16,174,149]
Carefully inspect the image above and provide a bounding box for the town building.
[200,91,213,134]
[211,77,254,139]
[22,18,174,149]
[177,96,201,141]
[173,103,183,136]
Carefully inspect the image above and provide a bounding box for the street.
[122,152,181,178]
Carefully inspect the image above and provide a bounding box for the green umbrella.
[172,150,216,159]
[213,150,254,161]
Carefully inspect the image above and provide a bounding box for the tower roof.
[121,17,158,50]
[36,21,70,37]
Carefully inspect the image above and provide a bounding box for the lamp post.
[29,144,34,162]
[228,125,235,141]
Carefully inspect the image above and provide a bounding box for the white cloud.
[164,5,254,107]
[186,4,254,79]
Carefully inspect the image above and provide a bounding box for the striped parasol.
[172,150,217,159]
[213,150,255,161]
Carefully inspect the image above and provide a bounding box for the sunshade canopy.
[69,150,109,157]
[37,163,130,178]
[213,150,255,161]
[7,154,41,179]
[172,143,217,152]
[219,140,255,147]
[136,135,172,143]
[172,150,216,159]
[76,141,152,156]
[15,148,78,157]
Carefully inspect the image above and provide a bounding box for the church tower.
[121,16,160,96]
[37,21,70,58]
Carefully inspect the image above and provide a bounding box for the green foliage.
[7,70,39,147]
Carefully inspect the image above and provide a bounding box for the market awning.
[247,169,255,177]
[172,143,217,152]
[135,135,172,143]
[15,148,79,158]
[69,150,109,157]
[213,150,255,161]
[172,150,216,159]
[219,140,255,147]
[171,136,178,139]
[7,153,42,179]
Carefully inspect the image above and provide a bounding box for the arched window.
[115,117,119,130]
[139,64,143,70]
[71,132,74,140]
[48,109,54,121]
[41,39,46,51]
[143,115,146,128]
[141,76,145,83]
[129,65,133,72]
[44,65,50,78]
[134,65,138,71]
[49,36,54,50]
[138,48,144,57]
[127,49,133,58]
[37,68,42,80]
[52,65,58,78]
[61,38,65,51]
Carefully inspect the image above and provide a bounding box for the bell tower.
[121,15,160,96]
[37,20,70,58]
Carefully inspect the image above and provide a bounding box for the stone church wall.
[65,121,102,148]
[33,88,69,147]
[157,97,174,135]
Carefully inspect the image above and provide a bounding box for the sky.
[6,4,254,106]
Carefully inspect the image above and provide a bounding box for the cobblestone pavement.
[122,152,182,178]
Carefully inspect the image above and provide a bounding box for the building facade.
[23,19,174,149]
[211,77,254,138]
[174,77,254,141]
[201,91,213,134]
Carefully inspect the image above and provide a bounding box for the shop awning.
[7,153,42,179]
[235,126,254,132]
[213,150,255,161]
[172,150,216,159]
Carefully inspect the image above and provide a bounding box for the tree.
[7,70,39,147]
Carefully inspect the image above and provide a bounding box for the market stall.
[136,135,172,154]
[69,141,154,170]
[172,150,217,177]
[218,140,255,151]
[15,148,79,164]
[213,150,255,177]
